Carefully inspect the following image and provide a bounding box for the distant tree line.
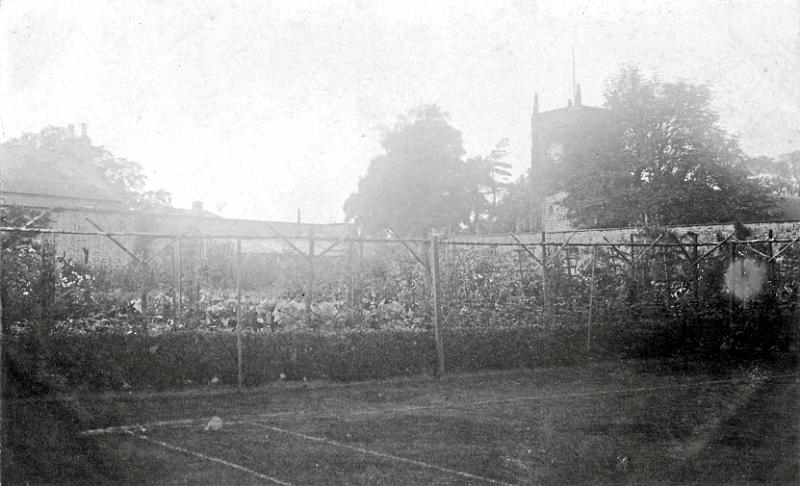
[345,66,795,236]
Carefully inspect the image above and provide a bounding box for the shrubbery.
[4,326,587,394]
[3,212,798,395]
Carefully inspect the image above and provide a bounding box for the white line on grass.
[126,431,294,486]
[248,422,516,486]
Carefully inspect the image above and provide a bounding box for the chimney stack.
[533,93,539,114]
[191,201,204,211]
[67,124,75,137]
[81,123,88,138]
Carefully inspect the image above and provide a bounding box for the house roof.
[0,143,124,206]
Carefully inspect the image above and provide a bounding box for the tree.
[750,151,800,197]
[344,105,478,236]
[491,173,532,233]
[555,67,775,227]
[5,126,170,210]
[465,139,513,233]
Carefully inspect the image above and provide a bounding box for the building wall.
[40,207,353,267]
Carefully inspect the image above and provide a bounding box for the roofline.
[533,105,611,117]
[0,202,349,227]
[0,190,126,205]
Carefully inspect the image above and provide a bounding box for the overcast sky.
[1,0,798,222]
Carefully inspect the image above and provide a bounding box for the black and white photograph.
[0,1,798,484]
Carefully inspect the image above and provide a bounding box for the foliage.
[344,105,479,236]
[4,326,586,392]
[1,206,54,329]
[491,173,533,233]
[4,126,170,210]
[555,66,775,227]
[465,138,513,232]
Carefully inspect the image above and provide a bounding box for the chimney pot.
[192,201,204,211]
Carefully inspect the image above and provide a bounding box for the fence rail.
[2,223,799,388]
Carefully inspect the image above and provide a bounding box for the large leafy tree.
[344,105,478,236]
[556,67,775,227]
[5,126,170,210]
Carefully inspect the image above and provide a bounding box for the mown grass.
[3,359,797,485]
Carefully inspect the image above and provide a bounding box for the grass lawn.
[3,359,797,485]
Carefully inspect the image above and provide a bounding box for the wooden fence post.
[306,228,315,328]
[587,246,597,352]
[541,231,549,321]
[177,238,183,328]
[430,233,445,379]
[0,227,4,335]
[140,238,150,334]
[236,239,243,390]
[629,234,637,303]
[767,229,776,298]
[728,241,735,328]
[347,240,355,313]
[691,233,699,303]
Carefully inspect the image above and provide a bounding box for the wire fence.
[2,223,799,388]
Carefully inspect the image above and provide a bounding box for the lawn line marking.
[248,421,517,486]
[82,418,198,436]
[126,430,294,486]
[80,373,798,436]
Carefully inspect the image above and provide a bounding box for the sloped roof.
[0,143,124,205]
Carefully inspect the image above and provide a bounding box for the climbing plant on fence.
[2,222,798,393]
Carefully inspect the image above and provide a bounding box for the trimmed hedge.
[6,310,795,395]
[4,326,588,394]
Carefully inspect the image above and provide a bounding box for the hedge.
[4,326,592,395]
[5,311,795,396]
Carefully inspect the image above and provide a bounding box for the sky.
[1,0,798,222]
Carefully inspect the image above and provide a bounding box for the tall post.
[587,246,597,352]
[170,238,177,325]
[663,249,671,309]
[691,233,699,303]
[0,227,4,336]
[430,234,445,378]
[177,238,183,328]
[236,239,243,390]
[767,229,776,299]
[541,231,549,321]
[728,241,735,328]
[629,234,637,303]
[306,227,315,328]
[140,237,150,334]
[347,240,355,314]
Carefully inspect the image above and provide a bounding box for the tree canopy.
[4,126,170,210]
[554,67,775,228]
[344,105,480,236]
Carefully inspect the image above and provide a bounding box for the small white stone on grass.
[204,416,223,431]
[210,376,221,385]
